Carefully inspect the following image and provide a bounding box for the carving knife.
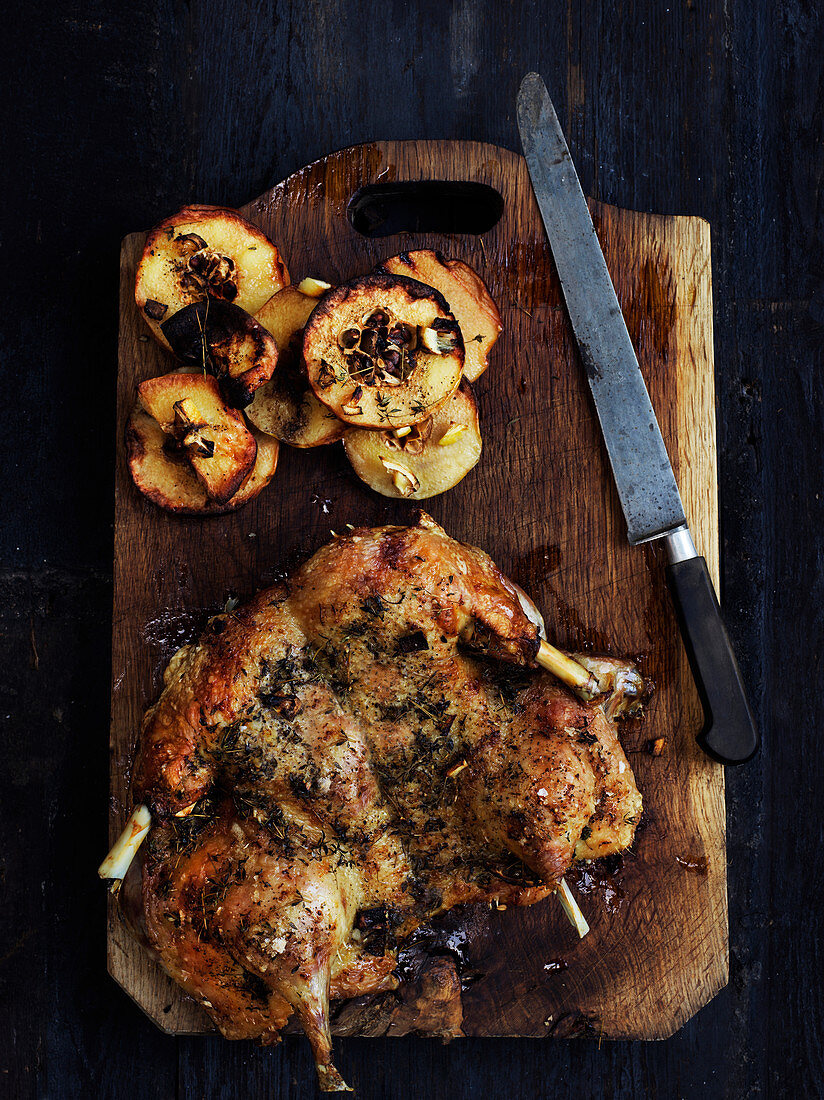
[517,71,758,765]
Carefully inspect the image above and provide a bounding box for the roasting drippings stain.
[397,904,487,990]
[628,254,676,364]
[675,854,709,876]
[568,852,628,918]
[506,232,562,310]
[514,543,563,594]
[319,145,389,213]
[541,588,616,655]
[142,609,205,664]
[544,1010,601,1038]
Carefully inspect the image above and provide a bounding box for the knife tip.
[517,72,550,133]
[518,71,543,97]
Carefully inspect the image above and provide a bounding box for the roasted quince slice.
[247,286,345,447]
[303,274,464,429]
[132,372,257,505]
[246,359,345,448]
[344,381,481,500]
[255,285,319,350]
[376,251,501,382]
[135,205,289,348]
[127,411,278,515]
[161,300,278,407]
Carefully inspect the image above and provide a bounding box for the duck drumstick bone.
[536,639,600,699]
[510,580,602,699]
[98,804,151,882]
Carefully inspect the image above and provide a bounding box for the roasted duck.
[120,514,643,1090]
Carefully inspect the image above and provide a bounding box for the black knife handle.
[665,553,759,765]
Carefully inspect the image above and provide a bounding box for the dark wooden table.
[2,2,821,1097]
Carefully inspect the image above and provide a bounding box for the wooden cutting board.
[108,140,726,1041]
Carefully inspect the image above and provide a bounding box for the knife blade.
[517,72,759,765]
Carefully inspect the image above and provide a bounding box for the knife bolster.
[664,526,698,565]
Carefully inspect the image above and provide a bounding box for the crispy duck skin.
[132,514,642,1090]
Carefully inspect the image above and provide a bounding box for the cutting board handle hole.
[347,182,503,237]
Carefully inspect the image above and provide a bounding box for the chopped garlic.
[297,277,332,297]
[420,327,442,354]
[173,397,204,425]
[380,457,419,496]
[437,424,467,447]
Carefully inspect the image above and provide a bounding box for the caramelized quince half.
[161,300,278,407]
[247,286,344,447]
[135,205,289,348]
[376,250,501,382]
[127,371,266,511]
[303,274,464,429]
[344,381,481,500]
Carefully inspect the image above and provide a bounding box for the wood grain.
[108,139,726,1042]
